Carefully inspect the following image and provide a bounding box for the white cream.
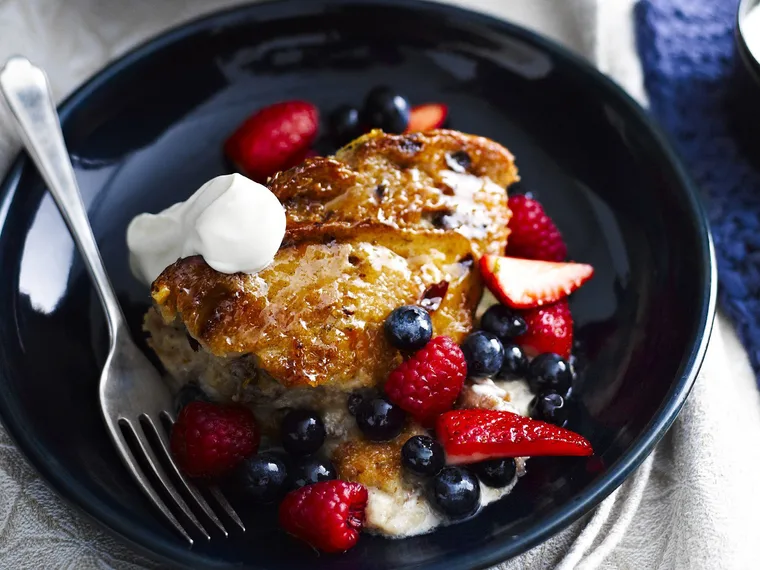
[126,174,286,285]
[743,4,760,63]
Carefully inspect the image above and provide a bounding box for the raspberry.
[170,401,259,478]
[506,194,567,261]
[279,480,368,553]
[384,336,467,425]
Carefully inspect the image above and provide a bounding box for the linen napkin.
[0,1,758,569]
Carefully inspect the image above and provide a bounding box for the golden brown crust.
[150,129,518,391]
[332,424,426,495]
[152,223,479,389]
[269,129,517,257]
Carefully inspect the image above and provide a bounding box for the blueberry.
[384,305,433,351]
[281,409,326,456]
[287,456,337,490]
[173,383,210,414]
[223,453,287,504]
[531,390,569,426]
[328,104,363,147]
[461,331,504,378]
[527,353,573,395]
[355,397,406,441]
[402,435,445,477]
[497,343,529,380]
[480,305,528,341]
[362,86,410,134]
[471,458,517,488]
[347,392,364,416]
[428,466,481,518]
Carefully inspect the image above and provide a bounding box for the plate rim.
[0,0,718,567]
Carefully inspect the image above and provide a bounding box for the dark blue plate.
[0,0,716,568]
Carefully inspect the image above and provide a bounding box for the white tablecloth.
[0,1,758,568]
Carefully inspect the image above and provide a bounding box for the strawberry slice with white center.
[479,255,594,309]
[437,409,593,465]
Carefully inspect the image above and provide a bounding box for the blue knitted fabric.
[635,0,760,378]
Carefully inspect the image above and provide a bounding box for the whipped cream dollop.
[126,173,286,285]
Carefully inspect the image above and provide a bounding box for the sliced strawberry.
[224,100,319,183]
[405,103,448,133]
[437,409,592,465]
[515,300,573,358]
[479,255,593,309]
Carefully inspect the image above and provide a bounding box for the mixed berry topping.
[460,331,505,379]
[427,466,481,519]
[401,435,446,477]
[531,391,569,427]
[506,193,568,262]
[327,104,363,147]
[480,305,528,341]
[287,456,338,490]
[173,382,210,415]
[497,343,529,380]
[361,86,410,134]
[279,480,368,553]
[355,396,407,442]
[224,453,288,504]
[170,401,260,478]
[471,458,517,488]
[384,335,466,425]
[281,409,326,456]
[384,304,433,351]
[527,353,573,395]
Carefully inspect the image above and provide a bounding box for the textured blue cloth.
[635,0,760,378]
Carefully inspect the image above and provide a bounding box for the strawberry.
[405,103,448,132]
[384,336,467,425]
[479,254,593,309]
[436,409,593,464]
[506,194,567,261]
[170,401,260,478]
[515,300,573,358]
[279,480,368,553]
[224,100,319,182]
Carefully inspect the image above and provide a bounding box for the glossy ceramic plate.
[0,1,716,568]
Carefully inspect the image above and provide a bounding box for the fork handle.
[0,57,126,340]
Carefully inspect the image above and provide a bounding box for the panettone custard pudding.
[128,91,595,553]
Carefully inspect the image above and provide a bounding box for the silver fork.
[0,56,244,544]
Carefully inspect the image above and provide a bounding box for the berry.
[384,305,433,351]
[405,103,448,133]
[527,353,573,395]
[401,435,445,476]
[515,300,574,358]
[384,336,467,424]
[460,331,504,379]
[506,194,567,261]
[471,458,517,487]
[328,105,363,147]
[362,86,410,133]
[479,255,594,309]
[287,456,337,489]
[170,402,260,478]
[531,390,569,427]
[355,397,406,441]
[224,453,287,504]
[281,409,326,456]
[480,305,528,341]
[436,409,593,464]
[497,343,529,379]
[224,100,319,182]
[173,383,210,415]
[279,480,368,553]
[427,467,481,518]
[347,392,364,416]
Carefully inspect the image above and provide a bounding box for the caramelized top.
[151,130,518,389]
[269,129,517,257]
